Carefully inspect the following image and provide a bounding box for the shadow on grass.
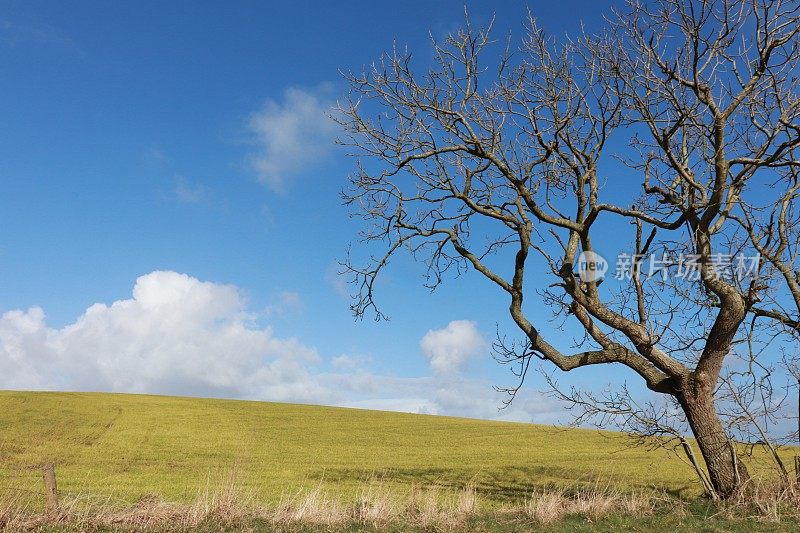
[311,465,691,503]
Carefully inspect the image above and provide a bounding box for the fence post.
[795,456,800,485]
[42,463,58,512]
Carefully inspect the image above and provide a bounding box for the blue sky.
[0,0,637,423]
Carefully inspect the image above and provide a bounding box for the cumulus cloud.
[420,320,487,375]
[0,273,564,424]
[247,86,338,193]
[0,271,323,402]
[330,354,370,371]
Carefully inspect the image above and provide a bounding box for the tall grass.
[717,478,800,523]
[4,474,800,531]
[0,475,675,531]
[523,481,656,524]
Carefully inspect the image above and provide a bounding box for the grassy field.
[0,390,794,511]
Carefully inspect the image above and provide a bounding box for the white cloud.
[345,397,439,415]
[0,271,323,402]
[337,374,562,424]
[0,307,53,390]
[247,86,338,193]
[0,272,563,424]
[331,354,371,371]
[331,354,357,370]
[420,320,487,375]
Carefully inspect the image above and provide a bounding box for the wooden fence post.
[795,456,800,485]
[42,463,58,512]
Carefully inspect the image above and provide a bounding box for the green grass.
[0,391,793,508]
[186,512,800,533]
[27,514,800,533]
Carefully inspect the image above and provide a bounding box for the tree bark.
[679,377,749,498]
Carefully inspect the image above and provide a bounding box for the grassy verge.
[3,478,799,532]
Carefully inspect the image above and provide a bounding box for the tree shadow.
[312,464,638,503]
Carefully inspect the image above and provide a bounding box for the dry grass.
[0,474,667,532]
[0,472,254,531]
[4,474,799,531]
[273,486,347,524]
[522,480,656,524]
[715,477,800,523]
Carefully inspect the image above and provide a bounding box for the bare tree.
[544,318,796,498]
[337,0,800,499]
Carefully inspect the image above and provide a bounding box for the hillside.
[0,391,714,505]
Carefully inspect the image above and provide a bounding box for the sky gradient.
[0,0,640,424]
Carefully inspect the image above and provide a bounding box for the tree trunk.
[680,380,749,499]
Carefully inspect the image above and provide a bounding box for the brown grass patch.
[522,481,655,524]
[15,475,800,532]
[715,477,800,523]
